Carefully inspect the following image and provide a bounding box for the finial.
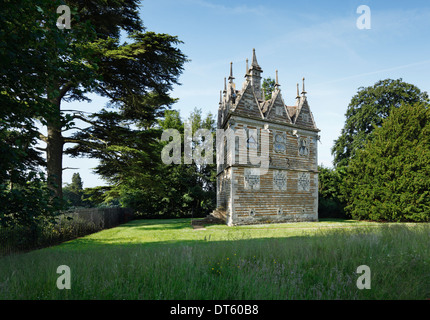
[296,83,300,99]
[301,77,307,96]
[275,70,280,89]
[228,62,235,82]
[250,48,262,71]
[249,48,263,72]
[252,48,257,65]
[223,77,227,94]
[262,86,266,100]
[245,58,251,80]
[219,90,222,104]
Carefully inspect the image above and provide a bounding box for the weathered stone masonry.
[214,49,320,226]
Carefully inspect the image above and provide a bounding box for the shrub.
[0,171,64,231]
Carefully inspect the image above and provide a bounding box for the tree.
[0,0,68,229]
[114,108,217,218]
[70,173,83,192]
[332,79,429,167]
[262,77,276,100]
[318,166,347,219]
[2,0,187,198]
[63,173,85,207]
[56,3,186,198]
[343,102,430,222]
[1,0,61,184]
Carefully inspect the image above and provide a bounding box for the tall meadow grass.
[0,221,428,300]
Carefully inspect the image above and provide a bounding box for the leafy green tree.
[318,166,347,219]
[63,173,85,207]
[0,172,63,228]
[2,0,187,199]
[1,0,187,228]
[1,0,59,183]
[70,173,83,192]
[343,102,430,222]
[115,109,216,218]
[262,77,276,100]
[0,0,70,229]
[332,79,429,167]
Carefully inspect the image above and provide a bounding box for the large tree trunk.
[46,105,64,199]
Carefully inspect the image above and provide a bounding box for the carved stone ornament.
[244,168,260,190]
[297,172,310,192]
[273,170,287,191]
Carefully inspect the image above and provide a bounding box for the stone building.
[214,49,320,226]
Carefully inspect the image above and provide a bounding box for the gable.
[294,99,316,129]
[232,82,263,119]
[265,91,291,123]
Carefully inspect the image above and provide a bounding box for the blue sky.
[62,0,430,187]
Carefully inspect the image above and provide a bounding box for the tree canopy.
[343,102,430,222]
[114,108,217,218]
[317,165,347,219]
[1,0,190,229]
[0,0,71,228]
[1,0,188,199]
[262,77,276,100]
[63,173,86,207]
[332,79,429,167]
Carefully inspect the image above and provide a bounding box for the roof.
[218,50,318,130]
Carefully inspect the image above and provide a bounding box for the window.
[247,135,257,149]
[298,137,309,156]
[274,131,286,154]
[302,113,309,122]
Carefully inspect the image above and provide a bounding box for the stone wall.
[217,115,319,226]
[230,167,318,225]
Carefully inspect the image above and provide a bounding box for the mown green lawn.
[0,218,429,300]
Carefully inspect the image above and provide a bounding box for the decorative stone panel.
[298,172,310,192]
[244,168,260,190]
[273,170,287,191]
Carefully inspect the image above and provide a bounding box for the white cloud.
[314,59,430,86]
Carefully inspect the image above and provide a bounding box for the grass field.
[0,218,428,300]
